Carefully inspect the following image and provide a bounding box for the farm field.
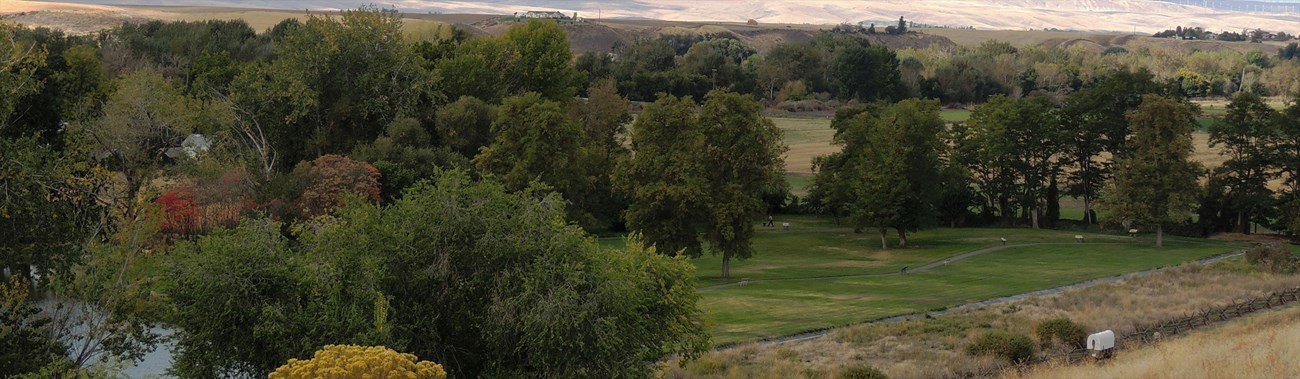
[604,215,1246,344]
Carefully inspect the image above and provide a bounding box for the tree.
[473,92,593,226]
[0,277,67,375]
[270,345,446,379]
[501,19,581,101]
[0,137,108,279]
[3,28,106,147]
[812,101,944,248]
[164,170,709,377]
[614,91,786,279]
[352,118,468,202]
[615,94,710,256]
[230,6,435,168]
[830,45,902,102]
[696,91,787,278]
[1207,92,1281,233]
[567,79,632,231]
[962,94,1065,228]
[0,23,48,132]
[1277,95,1300,236]
[1061,68,1165,225]
[435,96,496,159]
[1099,95,1203,247]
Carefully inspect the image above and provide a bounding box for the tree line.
[807,68,1300,247]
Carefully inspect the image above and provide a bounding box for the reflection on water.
[42,297,177,378]
[123,327,175,378]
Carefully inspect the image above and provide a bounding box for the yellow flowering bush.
[269,345,446,379]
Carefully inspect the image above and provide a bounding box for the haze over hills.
[17,0,1300,33]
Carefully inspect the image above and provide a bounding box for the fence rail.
[1054,286,1300,365]
[972,286,1300,377]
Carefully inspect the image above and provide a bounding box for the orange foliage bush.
[299,155,382,216]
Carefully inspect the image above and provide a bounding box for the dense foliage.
[164,170,709,378]
[269,345,446,379]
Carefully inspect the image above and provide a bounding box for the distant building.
[519,11,570,20]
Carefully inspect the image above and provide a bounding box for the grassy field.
[602,215,1246,344]
[663,258,1300,378]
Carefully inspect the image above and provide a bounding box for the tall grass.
[1013,303,1300,379]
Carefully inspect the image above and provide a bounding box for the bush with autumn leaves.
[155,155,381,235]
[270,345,446,379]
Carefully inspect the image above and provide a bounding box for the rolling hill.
[11,0,1299,34]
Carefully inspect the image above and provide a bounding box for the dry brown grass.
[1011,303,1300,379]
[659,260,1300,379]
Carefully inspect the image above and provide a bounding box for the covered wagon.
[1087,330,1115,359]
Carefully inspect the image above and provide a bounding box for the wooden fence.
[1054,286,1300,364]
[974,287,1300,376]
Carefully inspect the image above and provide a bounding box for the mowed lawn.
[598,215,1245,345]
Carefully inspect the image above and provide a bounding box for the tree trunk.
[1031,206,1040,229]
[897,228,908,248]
[1083,196,1093,225]
[721,253,731,279]
[1156,224,1164,247]
[880,229,888,250]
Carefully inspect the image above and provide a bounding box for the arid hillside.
[21,0,1297,34]
[4,0,1291,54]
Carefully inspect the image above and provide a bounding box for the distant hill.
[24,0,1300,34]
[0,0,1292,55]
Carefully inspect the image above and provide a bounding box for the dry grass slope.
[1014,303,1300,379]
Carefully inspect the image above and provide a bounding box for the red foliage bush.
[156,185,200,235]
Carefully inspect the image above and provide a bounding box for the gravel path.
[716,248,1247,349]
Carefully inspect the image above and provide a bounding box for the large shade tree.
[1205,92,1281,233]
[614,91,786,279]
[810,100,945,248]
[1100,95,1203,247]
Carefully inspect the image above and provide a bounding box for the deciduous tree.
[1100,95,1203,246]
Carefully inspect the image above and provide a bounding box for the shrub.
[269,345,446,379]
[837,365,888,379]
[296,154,382,216]
[1036,318,1087,349]
[1244,243,1300,274]
[965,330,1035,363]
